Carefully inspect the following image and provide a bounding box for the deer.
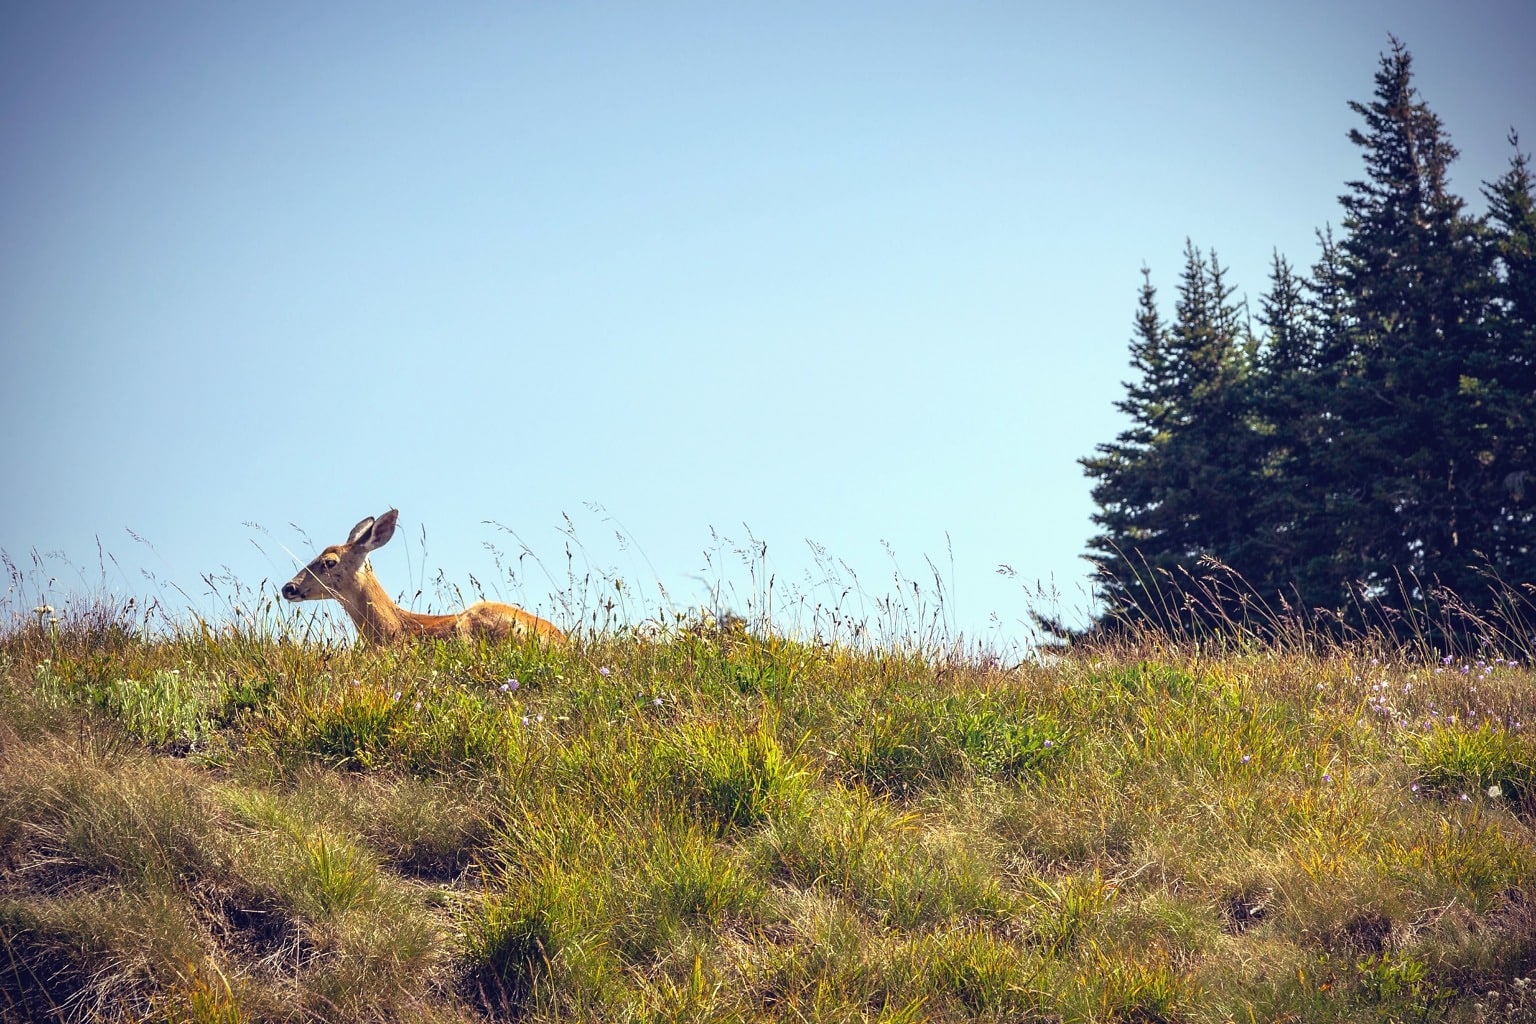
[281,509,565,643]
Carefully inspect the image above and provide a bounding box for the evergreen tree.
[1249,252,1328,608]
[1480,135,1536,585]
[1292,227,1372,611]
[1082,245,1253,630]
[1081,268,1178,627]
[1485,135,1536,331]
[1327,38,1496,611]
[1160,242,1257,578]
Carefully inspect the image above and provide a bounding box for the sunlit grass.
[3,555,1535,1022]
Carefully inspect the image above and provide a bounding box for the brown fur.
[281,509,564,643]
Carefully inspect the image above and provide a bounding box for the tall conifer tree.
[1327,38,1494,608]
[1480,136,1536,584]
[1250,253,1326,605]
[1082,245,1252,629]
[1081,268,1176,626]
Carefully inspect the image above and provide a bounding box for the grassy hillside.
[2,602,1534,1022]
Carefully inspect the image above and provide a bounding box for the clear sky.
[3,2,1533,650]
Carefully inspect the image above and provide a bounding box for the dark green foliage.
[949,705,1059,778]
[1481,133,1536,588]
[1249,250,1348,609]
[1084,39,1536,642]
[1082,244,1256,633]
[1326,40,1501,609]
[218,671,280,722]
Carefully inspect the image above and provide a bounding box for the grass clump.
[656,717,807,830]
[754,783,1015,930]
[1410,722,1536,807]
[834,690,1064,795]
[460,886,559,1015]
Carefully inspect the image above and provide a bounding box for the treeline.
[1082,40,1535,640]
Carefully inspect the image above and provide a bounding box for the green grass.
[2,606,1535,1023]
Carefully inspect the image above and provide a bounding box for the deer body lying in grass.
[281,510,565,643]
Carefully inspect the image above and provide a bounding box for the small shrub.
[100,670,223,750]
[33,663,225,751]
[1354,952,1451,1013]
[217,673,279,722]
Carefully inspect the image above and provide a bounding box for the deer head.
[281,509,399,603]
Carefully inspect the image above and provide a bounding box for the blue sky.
[3,2,1533,649]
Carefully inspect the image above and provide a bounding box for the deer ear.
[346,517,376,546]
[364,509,400,550]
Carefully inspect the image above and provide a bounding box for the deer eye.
[321,557,339,570]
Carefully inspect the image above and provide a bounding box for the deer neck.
[339,563,408,643]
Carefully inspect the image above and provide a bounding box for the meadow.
[2,560,1534,1023]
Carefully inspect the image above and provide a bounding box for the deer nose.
[281,582,301,600]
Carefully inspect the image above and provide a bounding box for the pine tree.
[1480,135,1536,586]
[1081,268,1178,627]
[1485,134,1536,331]
[1160,242,1257,577]
[1327,38,1496,612]
[1289,227,1374,612]
[1250,252,1327,607]
[1082,245,1253,630]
